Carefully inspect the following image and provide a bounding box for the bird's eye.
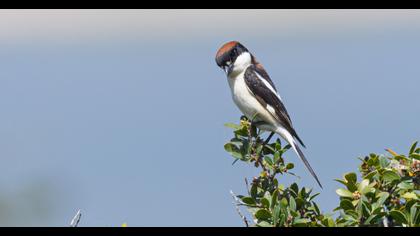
[231,48,237,57]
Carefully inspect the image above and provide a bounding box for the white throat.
[229,52,252,77]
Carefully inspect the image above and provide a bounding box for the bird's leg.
[263,132,275,146]
[250,121,273,146]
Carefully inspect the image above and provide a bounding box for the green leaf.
[283,144,291,151]
[271,189,279,209]
[364,170,378,180]
[256,220,273,227]
[272,204,281,226]
[263,156,273,166]
[289,196,296,211]
[275,139,281,151]
[382,170,401,182]
[278,184,285,191]
[261,197,270,209]
[371,206,383,215]
[410,153,420,160]
[327,217,335,227]
[247,206,259,216]
[397,181,414,190]
[345,209,359,219]
[365,213,381,225]
[250,184,258,199]
[228,138,243,146]
[280,198,288,208]
[361,201,371,218]
[279,213,286,226]
[358,179,370,193]
[379,156,389,168]
[290,209,299,217]
[410,203,418,226]
[401,192,418,200]
[224,123,240,130]
[255,145,263,156]
[290,183,299,196]
[355,200,363,220]
[344,172,357,184]
[292,218,310,226]
[286,163,294,170]
[273,151,281,164]
[234,128,248,137]
[295,197,304,210]
[376,192,390,206]
[241,197,256,205]
[242,140,252,158]
[300,187,308,198]
[309,192,320,201]
[340,199,354,211]
[334,179,348,186]
[271,179,278,190]
[336,188,354,198]
[410,141,418,154]
[255,209,272,221]
[394,155,409,161]
[389,210,408,224]
[264,144,276,154]
[312,201,320,215]
[321,217,330,226]
[224,143,242,159]
[405,199,417,211]
[347,183,358,193]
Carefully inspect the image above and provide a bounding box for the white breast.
[227,70,278,131]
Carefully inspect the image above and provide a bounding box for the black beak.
[222,63,234,75]
[222,65,229,73]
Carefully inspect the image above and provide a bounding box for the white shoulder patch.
[265,104,281,122]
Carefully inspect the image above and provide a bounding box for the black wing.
[244,65,305,147]
[251,56,278,92]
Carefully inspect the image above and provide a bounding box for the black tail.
[293,142,323,188]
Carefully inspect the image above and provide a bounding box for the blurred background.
[0,9,419,226]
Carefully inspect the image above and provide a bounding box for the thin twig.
[257,157,268,172]
[255,146,270,177]
[70,209,82,227]
[230,190,249,227]
[254,130,273,174]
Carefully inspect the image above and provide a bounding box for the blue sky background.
[0,10,419,226]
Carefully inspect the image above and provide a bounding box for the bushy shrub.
[224,117,419,227]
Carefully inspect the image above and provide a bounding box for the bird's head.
[215,41,252,76]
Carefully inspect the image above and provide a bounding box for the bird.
[215,41,322,188]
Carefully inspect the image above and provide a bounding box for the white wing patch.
[266,104,276,115]
[255,72,283,101]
